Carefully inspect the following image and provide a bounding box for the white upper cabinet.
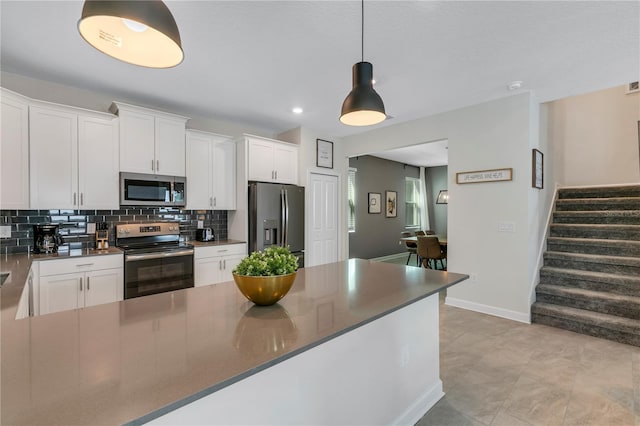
[186,130,236,210]
[1,89,30,209]
[29,102,118,210]
[111,102,188,176]
[246,135,298,184]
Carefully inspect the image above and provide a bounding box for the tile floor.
[414,293,640,426]
[377,256,640,425]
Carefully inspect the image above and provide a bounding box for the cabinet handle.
[76,263,94,267]
[209,197,213,207]
[151,159,155,172]
[219,260,222,270]
[79,277,83,292]
[213,197,216,207]
[73,192,77,206]
[223,259,226,269]
[157,160,160,171]
[271,171,274,179]
[275,171,278,180]
[80,193,84,206]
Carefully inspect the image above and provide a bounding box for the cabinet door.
[273,143,298,184]
[155,117,186,176]
[78,115,119,209]
[212,139,236,209]
[39,272,82,315]
[29,106,78,209]
[220,254,244,284]
[84,268,123,308]
[194,257,222,287]
[1,91,29,209]
[118,109,155,174]
[186,132,212,210]
[248,139,275,182]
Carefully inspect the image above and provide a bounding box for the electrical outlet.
[197,220,204,228]
[469,273,478,284]
[87,223,96,234]
[0,226,11,238]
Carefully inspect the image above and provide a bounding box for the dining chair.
[414,230,426,236]
[401,231,419,266]
[424,230,436,235]
[417,235,446,270]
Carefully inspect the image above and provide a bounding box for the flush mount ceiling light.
[339,0,386,126]
[78,0,183,68]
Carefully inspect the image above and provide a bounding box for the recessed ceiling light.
[292,107,303,114]
[508,81,523,91]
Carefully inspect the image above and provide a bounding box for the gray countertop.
[1,254,467,425]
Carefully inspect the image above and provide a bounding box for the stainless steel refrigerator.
[248,181,305,267]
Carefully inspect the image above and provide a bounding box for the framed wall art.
[316,139,333,169]
[385,191,397,218]
[368,192,381,214]
[456,168,513,184]
[532,149,543,189]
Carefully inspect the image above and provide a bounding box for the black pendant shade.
[340,62,386,126]
[78,0,183,68]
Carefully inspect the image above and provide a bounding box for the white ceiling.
[370,139,448,167]
[1,1,638,147]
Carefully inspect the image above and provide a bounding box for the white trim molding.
[445,296,531,324]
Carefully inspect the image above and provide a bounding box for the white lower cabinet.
[37,255,123,316]
[194,243,246,287]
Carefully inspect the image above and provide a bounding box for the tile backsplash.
[0,207,227,254]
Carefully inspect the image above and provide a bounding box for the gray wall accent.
[348,155,420,259]
[426,166,448,237]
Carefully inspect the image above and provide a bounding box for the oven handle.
[125,249,194,262]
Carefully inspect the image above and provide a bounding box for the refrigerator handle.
[284,189,290,247]
[280,188,286,246]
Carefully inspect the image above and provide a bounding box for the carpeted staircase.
[531,185,640,347]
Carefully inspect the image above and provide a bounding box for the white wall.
[1,72,274,139]
[547,85,640,186]
[342,93,540,322]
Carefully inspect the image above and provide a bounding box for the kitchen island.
[1,257,467,425]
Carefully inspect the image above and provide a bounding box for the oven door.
[124,249,194,299]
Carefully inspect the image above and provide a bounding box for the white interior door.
[308,173,338,267]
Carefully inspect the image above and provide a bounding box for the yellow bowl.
[232,272,297,306]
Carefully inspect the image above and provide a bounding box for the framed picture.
[316,139,333,169]
[385,191,397,218]
[532,149,543,189]
[456,168,513,184]
[368,192,381,214]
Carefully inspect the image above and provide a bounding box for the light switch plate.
[197,220,204,228]
[498,221,516,233]
[87,223,96,234]
[0,226,11,238]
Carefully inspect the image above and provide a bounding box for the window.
[348,168,357,232]
[405,177,421,228]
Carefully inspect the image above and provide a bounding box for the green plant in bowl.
[232,246,299,305]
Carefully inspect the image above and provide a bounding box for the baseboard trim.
[445,297,531,324]
[370,253,408,262]
[393,380,444,426]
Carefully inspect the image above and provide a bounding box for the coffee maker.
[33,224,64,254]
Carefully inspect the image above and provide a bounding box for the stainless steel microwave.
[120,172,186,207]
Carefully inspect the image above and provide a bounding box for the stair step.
[556,197,640,211]
[544,251,640,276]
[531,302,640,346]
[547,237,640,257]
[553,210,640,225]
[539,266,640,296]
[558,185,640,199]
[549,223,640,240]
[535,284,640,319]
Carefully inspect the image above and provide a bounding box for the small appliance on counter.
[196,228,214,242]
[33,224,64,254]
[96,222,109,249]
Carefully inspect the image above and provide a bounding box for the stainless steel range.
[116,222,194,299]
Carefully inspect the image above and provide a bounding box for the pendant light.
[78,0,183,68]
[340,0,386,126]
